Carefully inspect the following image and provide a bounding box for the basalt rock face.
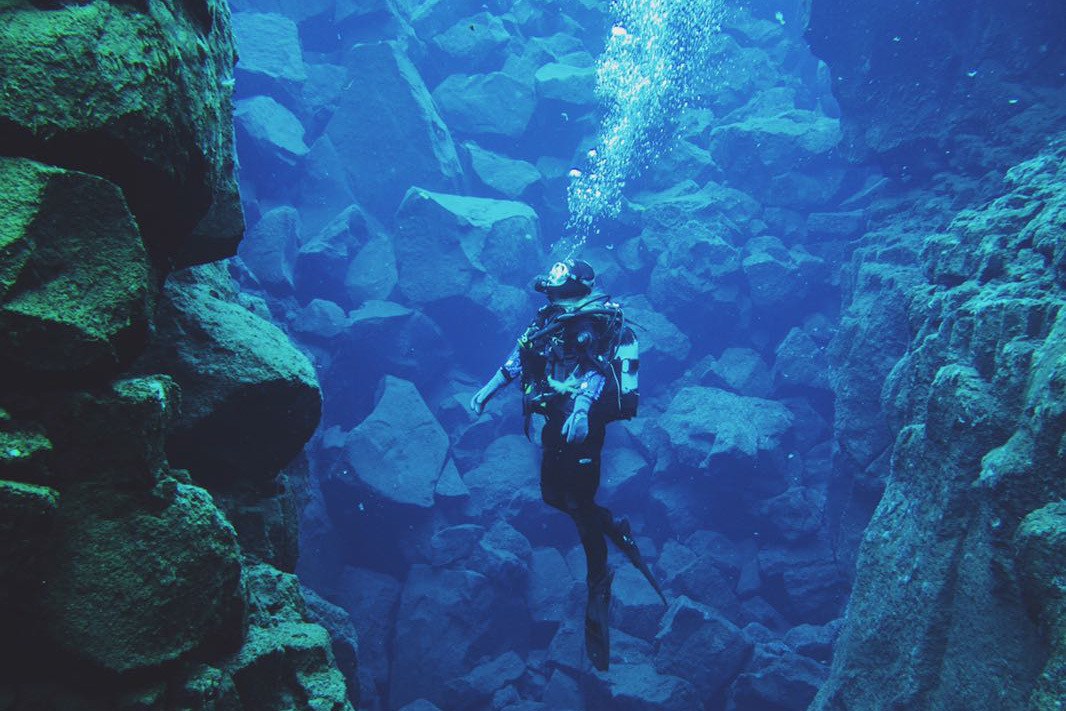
[0,2,351,709]
[0,0,245,267]
[812,139,1066,710]
[805,0,1066,180]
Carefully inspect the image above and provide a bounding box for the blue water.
[223,0,1062,708]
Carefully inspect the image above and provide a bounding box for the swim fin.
[609,519,668,605]
[585,569,613,672]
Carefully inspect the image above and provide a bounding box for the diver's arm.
[470,345,521,415]
[561,369,605,443]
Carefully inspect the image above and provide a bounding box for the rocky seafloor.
[1,0,1064,710]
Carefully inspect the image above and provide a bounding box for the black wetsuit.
[539,412,617,584]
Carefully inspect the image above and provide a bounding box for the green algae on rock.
[0,157,151,379]
[0,0,244,267]
[42,476,244,674]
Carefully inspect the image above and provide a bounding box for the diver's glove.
[562,394,592,444]
[470,369,508,415]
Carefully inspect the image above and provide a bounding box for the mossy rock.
[3,375,179,489]
[1016,502,1066,709]
[41,476,245,674]
[137,264,321,491]
[0,0,244,267]
[0,157,151,379]
[225,563,355,710]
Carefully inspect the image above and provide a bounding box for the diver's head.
[534,258,595,300]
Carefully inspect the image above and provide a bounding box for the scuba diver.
[470,258,665,672]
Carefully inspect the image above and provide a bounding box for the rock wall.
[0,2,353,709]
[813,132,1066,711]
[806,0,1066,707]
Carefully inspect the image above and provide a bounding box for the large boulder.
[41,476,245,673]
[234,96,311,173]
[137,264,322,491]
[326,42,462,217]
[464,143,542,200]
[225,563,355,711]
[231,12,307,92]
[654,595,753,699]
[656,387,794,468]
[394,187,540,340]
[0,1,244,266]
[389,564,530,709]
[432,72,537,138]
[0,158,151,380]
[339,376,449,509]
[461,434,540,519]
[238,205,302,293]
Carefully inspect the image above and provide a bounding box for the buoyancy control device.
[519,294,638,422]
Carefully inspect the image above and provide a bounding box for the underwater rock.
[783,620,841,663]
[0,0,244,267]
[331,566,402,694]
[298,136,358,235]
[0,480,58,621]
[235,95,311,171]
[695,348,774,398]
[0,158,151,380]
[345,234,399,304]
[139,263,321,491]
[41,475,244,673]
[655,595,753,700]
[402,0,485,41]
[727,641,827,711]
[710,110,843,207]
[302,586,361,707]
[227,563,354,710]
[444,651,525,708]
[614,563,669,641]
[742,236,826,313]
[291,299,350,341]
[758,486,826,543]
[341,376,449,508]
[430,12,511,69]
[394,187,539,321]
[239,205,302,293]
[595,663,702,711]
[534,62,596,105]
[464,142,543,199]
[773,327,830,391]
[326,41,462,217]
[1015,502,1066,708]
[813,140,1066,710]
[657,387,793,467]
[389,564,529,709]
[325,301,443,422]
[293,205,371,306]
[527,546,580,624]
[461,434,539,518]
[432,72,537,138]
[232,12,307,89]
